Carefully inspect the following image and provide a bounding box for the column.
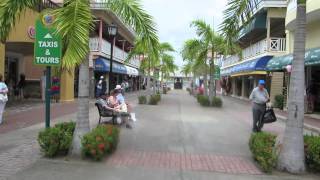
[241,76,245,98]
[60,68,75,102]
[266,17,271,50]
[0,44,4,78]
[232,78,236,97]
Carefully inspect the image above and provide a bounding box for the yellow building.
[220,0,287,102]
[266,0,320,112]
[0,0,139,102]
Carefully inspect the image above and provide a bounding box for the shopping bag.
[263,107,277,124]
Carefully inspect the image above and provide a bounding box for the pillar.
[232,78,236,96]
[241,76,245,98]
[266,17,271,50]
[269,72,284,104]
[0,44,4,78]
[60,68,75,102]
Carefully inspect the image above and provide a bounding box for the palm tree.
[158,42,176,88]
[190,20,226,102]
[0,0,159,156]
[181,38,209,96]
[221,0,307,173]
[278,0,306,173]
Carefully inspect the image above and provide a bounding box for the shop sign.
[27,26,35,39]
[214,66,220,80]
[34,12,62,66]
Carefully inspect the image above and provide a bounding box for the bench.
[95,103,131,125]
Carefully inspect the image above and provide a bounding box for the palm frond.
[0,0,40,42]
[107,0,159,56]
[52,0,94,69]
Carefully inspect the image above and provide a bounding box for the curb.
[276,114,320,134]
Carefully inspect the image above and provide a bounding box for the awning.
[94,58,110,72]
[125,66,139,76]
[230,71,267,77]
[221,55,273,76]
[266,47,320,71]
[238,12,267,40]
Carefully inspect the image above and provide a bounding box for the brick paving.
[0,101,78,134]
[108,150,262,175]
[0,141,39,179]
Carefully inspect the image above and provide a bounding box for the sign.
[214,66,220,80]
[34,13,62,66]
[27,26,35,39]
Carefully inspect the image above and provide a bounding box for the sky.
[141,0,228,68]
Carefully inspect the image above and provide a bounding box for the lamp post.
[107,23,118,94]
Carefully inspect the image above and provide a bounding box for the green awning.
[239,12,267,39]
[266,47,320,71]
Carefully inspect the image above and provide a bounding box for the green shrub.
[148,95,159,105]
[211,97,223,107]
[138,95,147,104]
[163,88,167,94]
[198,95,210,107]
[274,94,284,110]
[38,122,75,157]
[155,93,161,101]
[196,94,203,103]
[304,135,320,171]
[81,125,120,161]
[54,122,75,135]
[249,132,277,173]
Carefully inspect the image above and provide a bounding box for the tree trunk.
[204,65,208,96]
[147,59,151,96]
[278,4,306,173]
[70,58,90,157]
[209,61,214,104]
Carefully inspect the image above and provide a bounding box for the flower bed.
[81,125,120,161]
[249,132,277,173]
[38,122,75,157]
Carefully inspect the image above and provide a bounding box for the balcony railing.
[242,37,286,60]
[222,37,286,68]
[89,37,140,67]
[35,0,60,12]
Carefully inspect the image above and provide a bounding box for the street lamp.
[107,23,118,94]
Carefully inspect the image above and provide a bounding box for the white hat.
[100,76,104,79]
[115,85,122,90]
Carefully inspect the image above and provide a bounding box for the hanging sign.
[34,12,62,66]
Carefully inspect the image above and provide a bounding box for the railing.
[36,0,60,12]
[222,55,240,67]
[242,37,286,60]
[89,37,140,68]
[222,37,286,68]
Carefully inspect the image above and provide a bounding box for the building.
[266,0,320,112]
[221,0,287,102]
[0,0,140,102]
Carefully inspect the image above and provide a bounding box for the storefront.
[267,47,320,112]
[94,57,139,94]
[221,56,272,99]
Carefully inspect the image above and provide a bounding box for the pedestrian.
[96,76,106,98]
[0,74,8,125]
[249,80,269,132]
[306,81,317,113]
[17,74,26,99]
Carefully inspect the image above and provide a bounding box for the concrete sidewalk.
[1,90,318,180]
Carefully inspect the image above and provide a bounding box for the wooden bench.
[95,103,131,125]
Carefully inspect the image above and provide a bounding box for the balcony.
[242,37,286,60]
[89,37,140,68]
[222,37,286,68]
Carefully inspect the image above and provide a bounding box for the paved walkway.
[1,90,319,180]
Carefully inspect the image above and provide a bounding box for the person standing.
[17,74,26,99]
[0,74,8,125]
[96,76,106,98]
[249,80,269,132]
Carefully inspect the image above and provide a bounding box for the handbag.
[263,107,277,124]
[0,94,8,103]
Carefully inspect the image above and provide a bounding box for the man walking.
[249,80,269,132]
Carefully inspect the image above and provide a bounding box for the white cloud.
[141,0,228,68]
